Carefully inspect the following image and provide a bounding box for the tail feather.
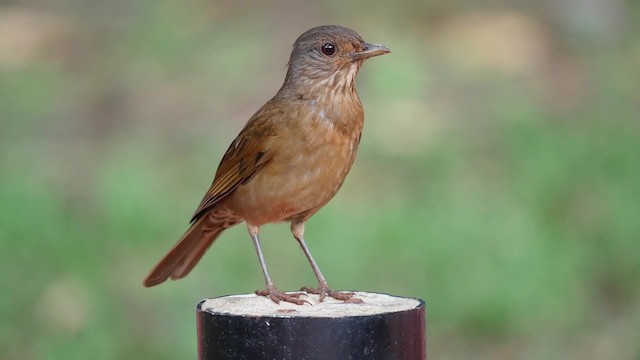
[143,214,227,287]
[170,226,221,280]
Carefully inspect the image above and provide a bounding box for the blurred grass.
[1,0,639,359]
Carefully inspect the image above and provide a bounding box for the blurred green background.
[1,0,639,359]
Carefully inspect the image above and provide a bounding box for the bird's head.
[283,25,390,93]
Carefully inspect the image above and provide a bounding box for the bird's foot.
[256,286,310,305]
[301,284,363,303]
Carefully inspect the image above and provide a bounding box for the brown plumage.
[143,25,389,304]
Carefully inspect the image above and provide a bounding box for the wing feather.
[190,101,283,222]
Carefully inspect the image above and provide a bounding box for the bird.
[143,25,389,305]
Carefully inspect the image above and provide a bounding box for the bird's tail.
[143,212,236,287]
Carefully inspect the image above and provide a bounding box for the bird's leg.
[247,224,308,305]
[291,222,362,303]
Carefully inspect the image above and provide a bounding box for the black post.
[196,291,426,360]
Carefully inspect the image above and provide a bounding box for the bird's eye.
[321,43,336,56]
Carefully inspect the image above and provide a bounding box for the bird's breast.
[228,104,363,225]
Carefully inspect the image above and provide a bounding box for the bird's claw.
[256,286,310,305]
[300,285,363,303]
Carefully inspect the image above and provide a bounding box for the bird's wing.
[190,105,281,222]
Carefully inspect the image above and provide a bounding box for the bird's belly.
[228,135,357,225]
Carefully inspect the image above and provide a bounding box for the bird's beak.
[350,42,391,60]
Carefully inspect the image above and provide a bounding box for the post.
[196,291,426,359]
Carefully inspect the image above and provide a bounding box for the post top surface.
[199,291,422,318]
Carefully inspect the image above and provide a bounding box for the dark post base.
[196,291,426,360]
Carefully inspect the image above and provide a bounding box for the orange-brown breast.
[224,92,363,226]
